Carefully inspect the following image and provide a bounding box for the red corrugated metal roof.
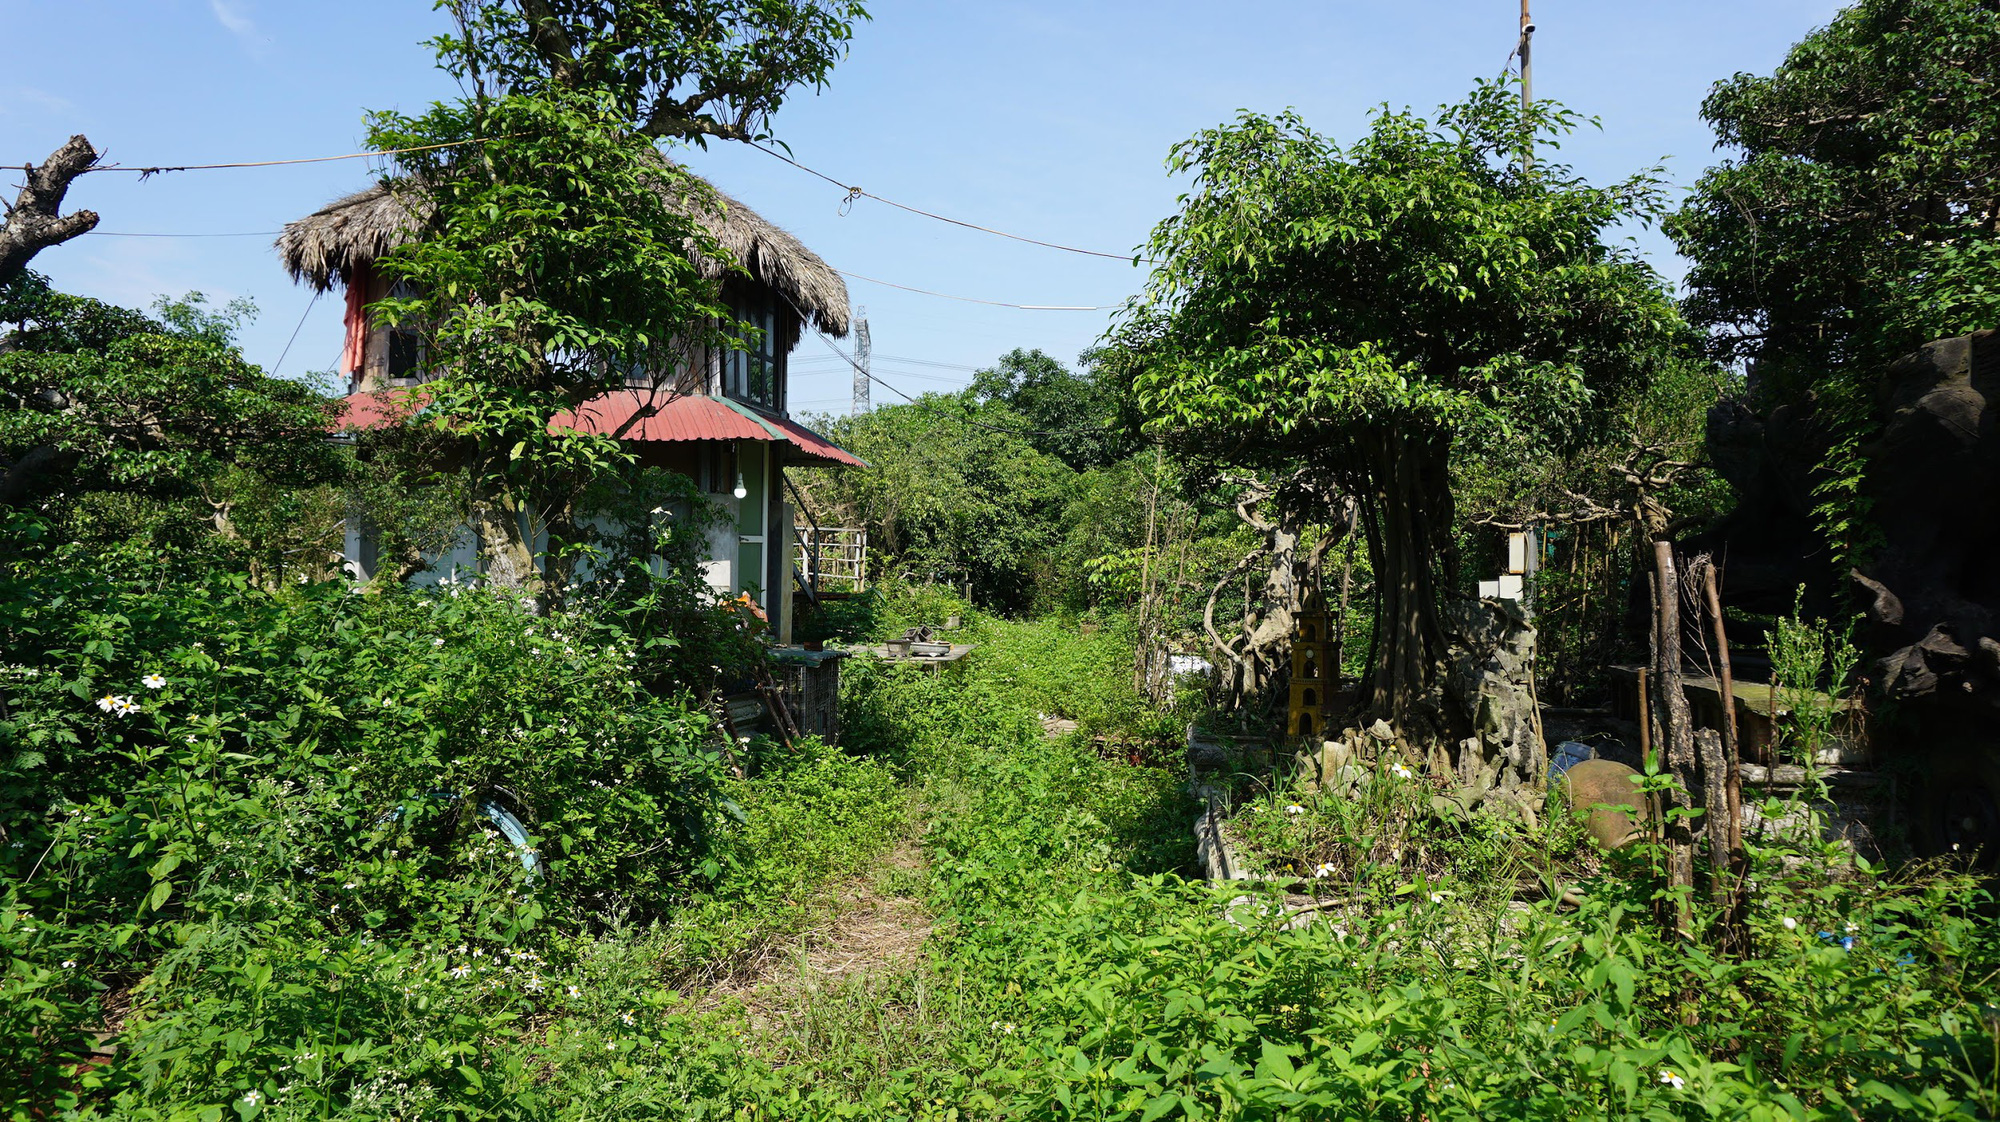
[336,388,865,468]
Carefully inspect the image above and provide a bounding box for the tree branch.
[1,135,100,286]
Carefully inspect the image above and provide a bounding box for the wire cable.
[271,289,322,375]
[835,266,1117,310]
[74,230,1120,312]
[804,326,1121,441]
[86,229,284,238]
[751,142,1155,265]
[76,136,497,178]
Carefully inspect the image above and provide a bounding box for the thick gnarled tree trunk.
[1354,428,1459,741]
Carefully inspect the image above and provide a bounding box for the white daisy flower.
[140,673,167,690]
[1658,1069,1685,1090]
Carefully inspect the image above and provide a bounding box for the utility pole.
[1519,0,1536,173]
[851,306,870,416]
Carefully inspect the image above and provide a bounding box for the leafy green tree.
[1669,0,2000,378]
[969,347,1138,471]
[806,396,1073,612]
[1128,87,1682,733]
[361,1,868,603]
[1668,0,2000,560]
[0,274,346,576]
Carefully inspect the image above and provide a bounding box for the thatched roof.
[275,170,850,337]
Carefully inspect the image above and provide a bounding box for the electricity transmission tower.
[851,306,870,415]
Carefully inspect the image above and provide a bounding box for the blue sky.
[2,1,1846,416]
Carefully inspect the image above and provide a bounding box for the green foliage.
[663,735,904,977]
[1133,87,1679,462]
[1669,0,2000,565]
[0,535,728,942]
[1769,589,1865,766]
[969,348,1139,471]
[808,398,1076,612]
[1670,0,2000,375]
[425,0,868,145]
[0,277,347,575]
[1129,85,1686,720]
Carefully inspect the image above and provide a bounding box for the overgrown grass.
[16,602,2000,1119]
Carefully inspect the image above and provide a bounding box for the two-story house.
[276,171,863,643]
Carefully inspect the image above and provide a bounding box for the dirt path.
[708,837,935,1025]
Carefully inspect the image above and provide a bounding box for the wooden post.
[1331,530,1355,686]
[1701,565,1743,855]
[1651,539,1697,936]
[1519,0,1535,173]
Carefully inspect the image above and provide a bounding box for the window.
[703,444,736,495]
[385,281,424,382]
[722,302,779,410]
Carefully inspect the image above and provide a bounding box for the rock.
[1367,718,1396,742]
[1561,759,1652,850]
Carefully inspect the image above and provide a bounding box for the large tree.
[1669,0,2000,381]
[362,1,867,602]
[0,274,346,574]
[968,348,1139,471]
[1128,86,1682,738]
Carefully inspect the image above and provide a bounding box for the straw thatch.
[275,168,850,337]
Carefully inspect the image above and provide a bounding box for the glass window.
[723,302,779,409]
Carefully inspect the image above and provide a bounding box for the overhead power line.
[835,266,1117,311]
[77,228,1119,313]
[87,229,283,238]
[75,136,497,178]
[803,326,1115,442]
[751,142,1155,266]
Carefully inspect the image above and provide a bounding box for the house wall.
[340,275,815,637]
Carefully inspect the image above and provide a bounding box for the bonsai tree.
[1128,84,1683,743]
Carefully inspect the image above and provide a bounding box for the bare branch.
[1,135,100,285]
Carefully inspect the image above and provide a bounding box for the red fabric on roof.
[335,388,865,469]
[340,261,370,375]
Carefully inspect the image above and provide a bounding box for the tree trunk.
[470,481,539,601]
[1360,429,1454,740]
[1,136,101,285]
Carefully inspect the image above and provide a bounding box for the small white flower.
[1781,916,1798,931]
[567,985,581,998]
[1844,922,1860,934]
[140,673,166,690]
[433,638,445,648]
[1313,863,1335,879]
[61,959,76,969]
[449,965,470,979]
[1389,763,1413,780]
[184,734,197,744]
[1658,1069,1685,1090]
[620,1012,635,1026]
[1285,804,1305,816]
[1429,892,1448,904]
[95,694,118,713]
[241,1091,262,1104]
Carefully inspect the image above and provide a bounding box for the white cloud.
[0,86,82,121]
[209,0,268,58]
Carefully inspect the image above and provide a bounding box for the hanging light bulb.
[733,471,747,500]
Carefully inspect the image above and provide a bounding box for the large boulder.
[1562,759,1652,850]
